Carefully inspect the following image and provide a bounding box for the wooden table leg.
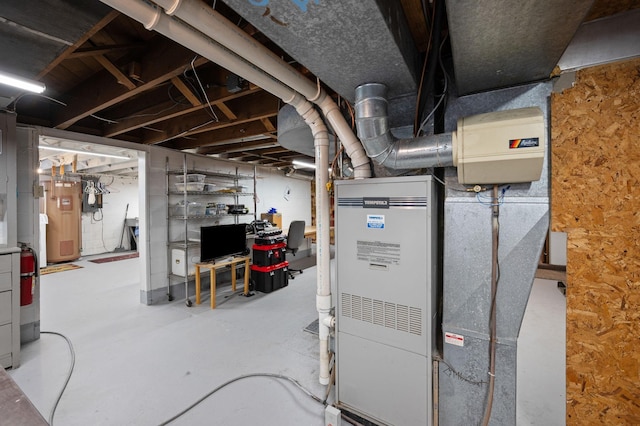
[231,261,237,292]
[243,258,250,295]
[210,268,216,309]
[195,265,201,305]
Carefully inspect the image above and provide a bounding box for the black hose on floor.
[41,331,76,426]
[158,372,325,425]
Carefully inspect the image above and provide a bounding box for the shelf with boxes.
[165,157,256,305]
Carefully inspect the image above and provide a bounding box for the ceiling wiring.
[417,33,449,137]
[413,0,436,136]
[189,56,220,122]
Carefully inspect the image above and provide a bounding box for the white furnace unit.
[334,175,438,425]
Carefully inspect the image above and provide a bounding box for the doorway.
[35,130,149,299]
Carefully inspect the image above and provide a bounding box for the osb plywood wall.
[551,58,640,424]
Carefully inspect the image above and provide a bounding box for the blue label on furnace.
[367,215,385,229]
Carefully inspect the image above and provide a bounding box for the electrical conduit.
[98,0,358,385]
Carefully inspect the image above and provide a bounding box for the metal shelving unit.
[166,156,256,305]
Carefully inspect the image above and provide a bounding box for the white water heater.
[335,175,438,425]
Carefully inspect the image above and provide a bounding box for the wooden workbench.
[194,255,251,309]
[303,226,335,240]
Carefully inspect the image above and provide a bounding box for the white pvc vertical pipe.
[293,100,332,385]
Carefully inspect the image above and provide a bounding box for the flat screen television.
[200,224,248,263]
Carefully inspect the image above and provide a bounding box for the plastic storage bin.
[174,182,205,192]
[174,173,206,183]
[172,201,205,217]
[250,261,289,293]
[252,242,286,267]
[171,248,200,277]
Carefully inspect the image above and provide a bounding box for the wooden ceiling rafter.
[53,36,209,130]
[141,93,278,145]
[66,42,147,59]
[94,54,137,90]
[37,10,121,80]
[170,76,202,107]
[103,85,261,138]
[198,139,278,155]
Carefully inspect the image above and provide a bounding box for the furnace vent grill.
[341,293,422,336]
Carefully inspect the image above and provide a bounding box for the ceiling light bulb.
[39,145,131,160]
[0,70,46,94]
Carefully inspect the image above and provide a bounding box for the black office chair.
[285,220,306,279]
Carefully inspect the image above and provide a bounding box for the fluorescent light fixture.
[292,159,316,169]
[0,70,46,94]
[40,145,130,160]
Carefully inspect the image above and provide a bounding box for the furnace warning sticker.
[357,240,400,265]
[444,332,465,347]
[366,214,385,229]
[509,137,539,149]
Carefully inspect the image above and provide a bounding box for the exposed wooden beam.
[67,43,146,59]
[255,146,289,155]
[197,133,275,155]
[216,101,237,120]
[260,117,276,132]
[400,0,431,52]
[54,38,208,130]
[95,54,137,90]
[170,76,202,107]
[198,140,277,155]
[103,85,261,137]
[151,91,280,147]
[163,120,271,150]
[37,10,120,79]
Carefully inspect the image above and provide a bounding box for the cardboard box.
[260,213,282,229]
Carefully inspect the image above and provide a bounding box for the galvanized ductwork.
[355,83,454,170]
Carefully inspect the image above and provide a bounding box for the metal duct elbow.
[355,83,453,169]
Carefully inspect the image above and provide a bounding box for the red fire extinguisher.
[20,244,38,306]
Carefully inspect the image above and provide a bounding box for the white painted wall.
[80,176,140,256]
[254,167,312,231]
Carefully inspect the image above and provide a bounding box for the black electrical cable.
[416,0,445,133]
[40,331,76,426]
[158,373,325,425]
[481,185,500,426]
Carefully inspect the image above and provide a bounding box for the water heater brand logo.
[363,197,390,209]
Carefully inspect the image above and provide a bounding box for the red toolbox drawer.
[252,242,286,267]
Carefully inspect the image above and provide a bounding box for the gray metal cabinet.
[0,249,20,369]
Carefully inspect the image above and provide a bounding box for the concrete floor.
[9,253,565,425]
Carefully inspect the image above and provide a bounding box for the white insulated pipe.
[99,0,347,385]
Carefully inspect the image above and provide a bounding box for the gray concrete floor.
[9,253,565,425]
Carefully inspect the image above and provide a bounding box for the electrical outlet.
[34,184,44,198]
